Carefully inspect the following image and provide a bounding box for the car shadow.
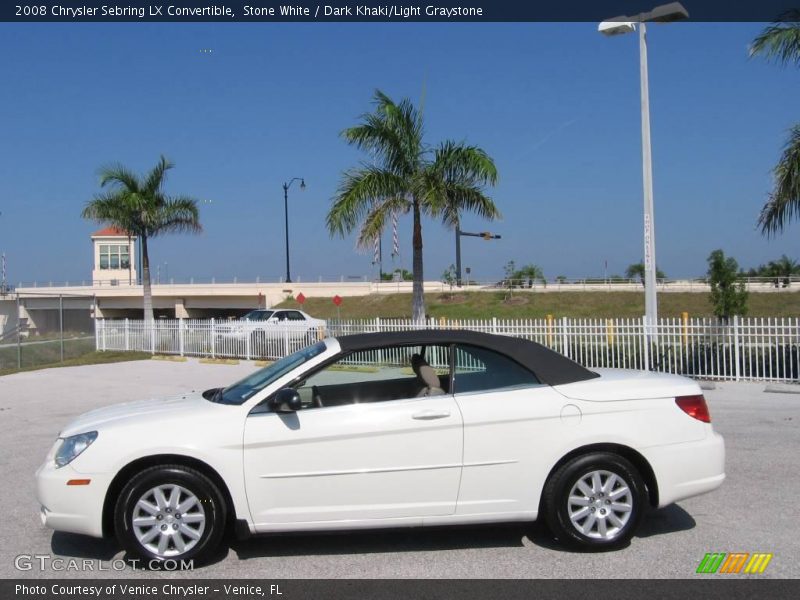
[232,522,532,560]
[50,531,121,561]
[636,504,696,538]
[50,532,232,570]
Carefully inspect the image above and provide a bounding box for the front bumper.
[35,460,111,539]
[642,430,726,508]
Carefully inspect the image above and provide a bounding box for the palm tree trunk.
[141,234,155,323]
[411,199,426,324]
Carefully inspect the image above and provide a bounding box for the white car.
[216,309,325,337]
[214,309,326,355]
[36,330,724,565]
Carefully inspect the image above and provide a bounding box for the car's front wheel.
[542,452,646,551]
[114,465,226,567]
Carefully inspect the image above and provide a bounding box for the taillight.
[675,394,711,423]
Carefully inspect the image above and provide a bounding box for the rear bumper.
[642,431,725,508]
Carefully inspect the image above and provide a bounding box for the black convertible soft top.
[336,329,599,387]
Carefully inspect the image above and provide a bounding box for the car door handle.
[412,409,451,420]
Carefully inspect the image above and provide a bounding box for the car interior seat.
[411,353,445,397]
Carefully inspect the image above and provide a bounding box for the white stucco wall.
[0,297,16,336]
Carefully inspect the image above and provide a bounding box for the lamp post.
[282,177,305,283]
[599,2,688,337]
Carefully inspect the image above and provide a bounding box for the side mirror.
[268,388,302,413]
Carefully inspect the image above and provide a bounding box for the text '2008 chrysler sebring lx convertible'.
[36,329,725,565]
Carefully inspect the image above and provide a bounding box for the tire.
[542,452,646,551]
[114,465,227,567]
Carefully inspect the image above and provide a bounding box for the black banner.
[4,580,800,600]
[2,1,799,23]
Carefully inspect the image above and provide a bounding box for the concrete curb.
[199,358,239,365]
[764,383,800,394]
[151,355,188,362]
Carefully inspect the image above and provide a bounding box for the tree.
[502,260,544,289]
[769,254,800,277]
[503,260,516,284]
[441,264,457,289]
[514,264,544,287]
[625,262,667,285]
[327,90,499,323]
[743,255,800,285]
[750,14,800,235]
[707,249,748,320]
[380,268,413,281]
[81,156,202,322]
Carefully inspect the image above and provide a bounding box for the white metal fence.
[95,316,800,383]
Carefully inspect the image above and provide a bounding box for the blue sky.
[0,22,797,284]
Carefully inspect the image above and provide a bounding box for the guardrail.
[15,276,800,290]
[95,316,800,383]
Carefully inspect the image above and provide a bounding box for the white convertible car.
[36,330,725,565]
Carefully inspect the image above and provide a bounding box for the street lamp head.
[599,2,688,35]
[598,19,637,35]
[645,2,689,22]
[300,178,306,191]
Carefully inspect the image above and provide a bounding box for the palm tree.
[767,254,800,286]
[750,13,800,235]
[625,262,666,286]
[327,90,500,322]
[82,156,202,322]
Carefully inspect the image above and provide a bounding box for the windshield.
[212,341,327,405]
[241,310,273,321]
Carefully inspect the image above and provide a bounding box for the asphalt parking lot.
[0,359,797,579]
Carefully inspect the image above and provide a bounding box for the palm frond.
[343,114,412,176]
[750,12,800,65]
[759,124,800,236]
[148,196,202,237]
[355,195,409,249]
[98,163,141,192]
[434,182,502,228]
[422,141,501,227]
[142,155,174,197]
[342,90,424,177]
[432,141,498,186]
[81,192,141,234]
[327,166,408,237]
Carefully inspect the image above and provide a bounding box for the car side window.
[287,311,305,321]
[275,312,287,321]
[287,344,451,410]
[453,345,540,394]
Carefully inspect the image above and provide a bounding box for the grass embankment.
[0,336,150,377]
[276,291,800,320]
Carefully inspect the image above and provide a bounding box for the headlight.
[54,431,98,468]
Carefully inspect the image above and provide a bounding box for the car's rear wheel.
[542,452,646,551]
[115,465,226,567]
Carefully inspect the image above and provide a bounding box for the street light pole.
[281,177,305,284]
[638,21,658,333]
[599,2,688,338]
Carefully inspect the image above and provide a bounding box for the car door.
[242,348,463,528]
[451,344,567,518]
